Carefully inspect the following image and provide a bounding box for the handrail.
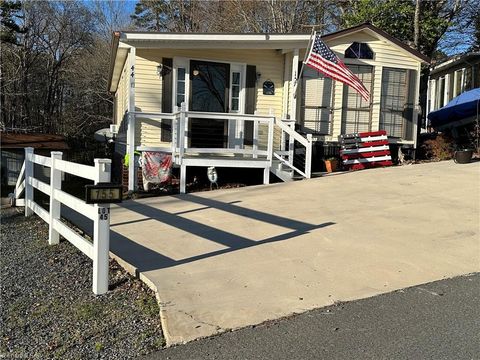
[130,111,179,119]
[186,111,273,122]
[273,119,313,179]
[275,119,310,147]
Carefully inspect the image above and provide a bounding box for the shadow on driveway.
[110,193,334,273]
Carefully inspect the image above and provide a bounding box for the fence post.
[305,134,313,179]
[92,158,112,295]
[24,147,34,217]
[48,151,63,245]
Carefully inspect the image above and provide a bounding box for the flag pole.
[293,25,320,99]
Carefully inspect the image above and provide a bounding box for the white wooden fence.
[14,147,112,295]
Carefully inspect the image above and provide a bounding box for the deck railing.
[127,105,311,189]
[274,119,313,179]
[14,147,112,295]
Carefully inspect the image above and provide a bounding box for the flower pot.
[324,159,338,173]
[454,149,473,164]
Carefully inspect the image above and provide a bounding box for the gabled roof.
[321,22,430,64]
[108,23,430,92]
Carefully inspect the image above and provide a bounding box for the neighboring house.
[108,23,429,192]
[0,133,68,196]
[426,51,480,121]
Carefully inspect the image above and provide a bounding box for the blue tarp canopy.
[428,88,480,128]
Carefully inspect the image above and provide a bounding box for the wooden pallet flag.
[340,130,392,170]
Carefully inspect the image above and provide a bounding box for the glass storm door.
[189,60,230,148]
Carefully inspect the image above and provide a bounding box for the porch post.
[127,46,136,192]
[180,164,186,194]
[127,113,136,192]
[179,103,187,194]
[290,49,299,121]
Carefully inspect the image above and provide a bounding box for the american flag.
[305,34,370,102]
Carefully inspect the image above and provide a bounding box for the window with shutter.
[301,67,333,134]
[379,67,416,139]
[341,65,373,134]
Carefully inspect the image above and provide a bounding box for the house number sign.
[85,183,123,204]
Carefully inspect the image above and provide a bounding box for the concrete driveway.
[110,161,479,346]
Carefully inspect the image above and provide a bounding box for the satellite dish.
[94,128,114,142]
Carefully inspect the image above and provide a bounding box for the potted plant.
[454,148,474,164]
[324,157,339,173]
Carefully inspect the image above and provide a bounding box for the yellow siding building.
[108,23,429,191]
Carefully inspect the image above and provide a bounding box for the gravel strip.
[1,207,164,359]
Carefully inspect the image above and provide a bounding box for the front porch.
[118,106,313,193]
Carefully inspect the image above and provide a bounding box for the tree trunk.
[414,0,421,49]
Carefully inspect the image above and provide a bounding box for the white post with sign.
[92,159,112,295]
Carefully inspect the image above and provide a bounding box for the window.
[474,64,480,88]
[176,67,186,108]
[437,76,445,108]
[464,66,473,91]
[454,70,463,97]
[341,65,373,134]
[447,73,454,102]
[231,71,241,112]
[345,42,374,59]
[301,67,333,134]
[379,67,417,140]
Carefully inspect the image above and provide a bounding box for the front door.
[189,60,230,148]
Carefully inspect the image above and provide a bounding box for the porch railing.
[126,104,311,189]
[274,119,313,179]
[129,103,275,163]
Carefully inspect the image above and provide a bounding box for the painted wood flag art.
[340,130,393,170]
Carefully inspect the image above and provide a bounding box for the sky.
[85,0,474,58]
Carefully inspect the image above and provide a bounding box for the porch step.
[271,159,295,182]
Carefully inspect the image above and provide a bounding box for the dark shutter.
[161,58,173,142]
[404,69,417,141]
[244,65,256,146]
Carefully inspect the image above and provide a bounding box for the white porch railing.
[14,147,112,295]
[126,104,311,190]
[274,119,313,179]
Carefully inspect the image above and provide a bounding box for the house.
[426,51,480,127]
[108,23,429,193]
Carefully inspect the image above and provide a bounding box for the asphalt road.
[143,273,480,360]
